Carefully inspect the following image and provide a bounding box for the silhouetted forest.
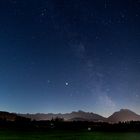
[0,117,140,132]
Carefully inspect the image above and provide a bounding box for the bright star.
[65,82,69,86]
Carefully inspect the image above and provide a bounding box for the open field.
[0,130,140,140]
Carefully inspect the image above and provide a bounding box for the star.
[41,13,45,16]
[40,8,47,17]
[65,82,69,86]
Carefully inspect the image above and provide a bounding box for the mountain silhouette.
[20,110,106,122]
[1,109,140,123]
[0,111,28,121]
[107,109,140,123]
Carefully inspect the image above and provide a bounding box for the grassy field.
[0,130,140,140]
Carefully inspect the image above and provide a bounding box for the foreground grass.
[0,130,140,140]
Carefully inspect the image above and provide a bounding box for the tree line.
[0,117,140,132]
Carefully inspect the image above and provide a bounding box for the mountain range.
[18,109,140,123]
[20,110,106,122]
[0,109,140,123]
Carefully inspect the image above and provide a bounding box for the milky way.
[0,0,140,117]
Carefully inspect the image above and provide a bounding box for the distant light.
[88,127,91,131]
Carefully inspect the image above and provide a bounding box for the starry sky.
[0,0,140,117]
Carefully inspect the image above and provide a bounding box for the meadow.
[0,130,140,140]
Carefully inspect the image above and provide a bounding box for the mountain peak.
[107,109,140,123]
[120,109,133,112]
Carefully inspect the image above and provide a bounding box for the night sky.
[0,0,140,117]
